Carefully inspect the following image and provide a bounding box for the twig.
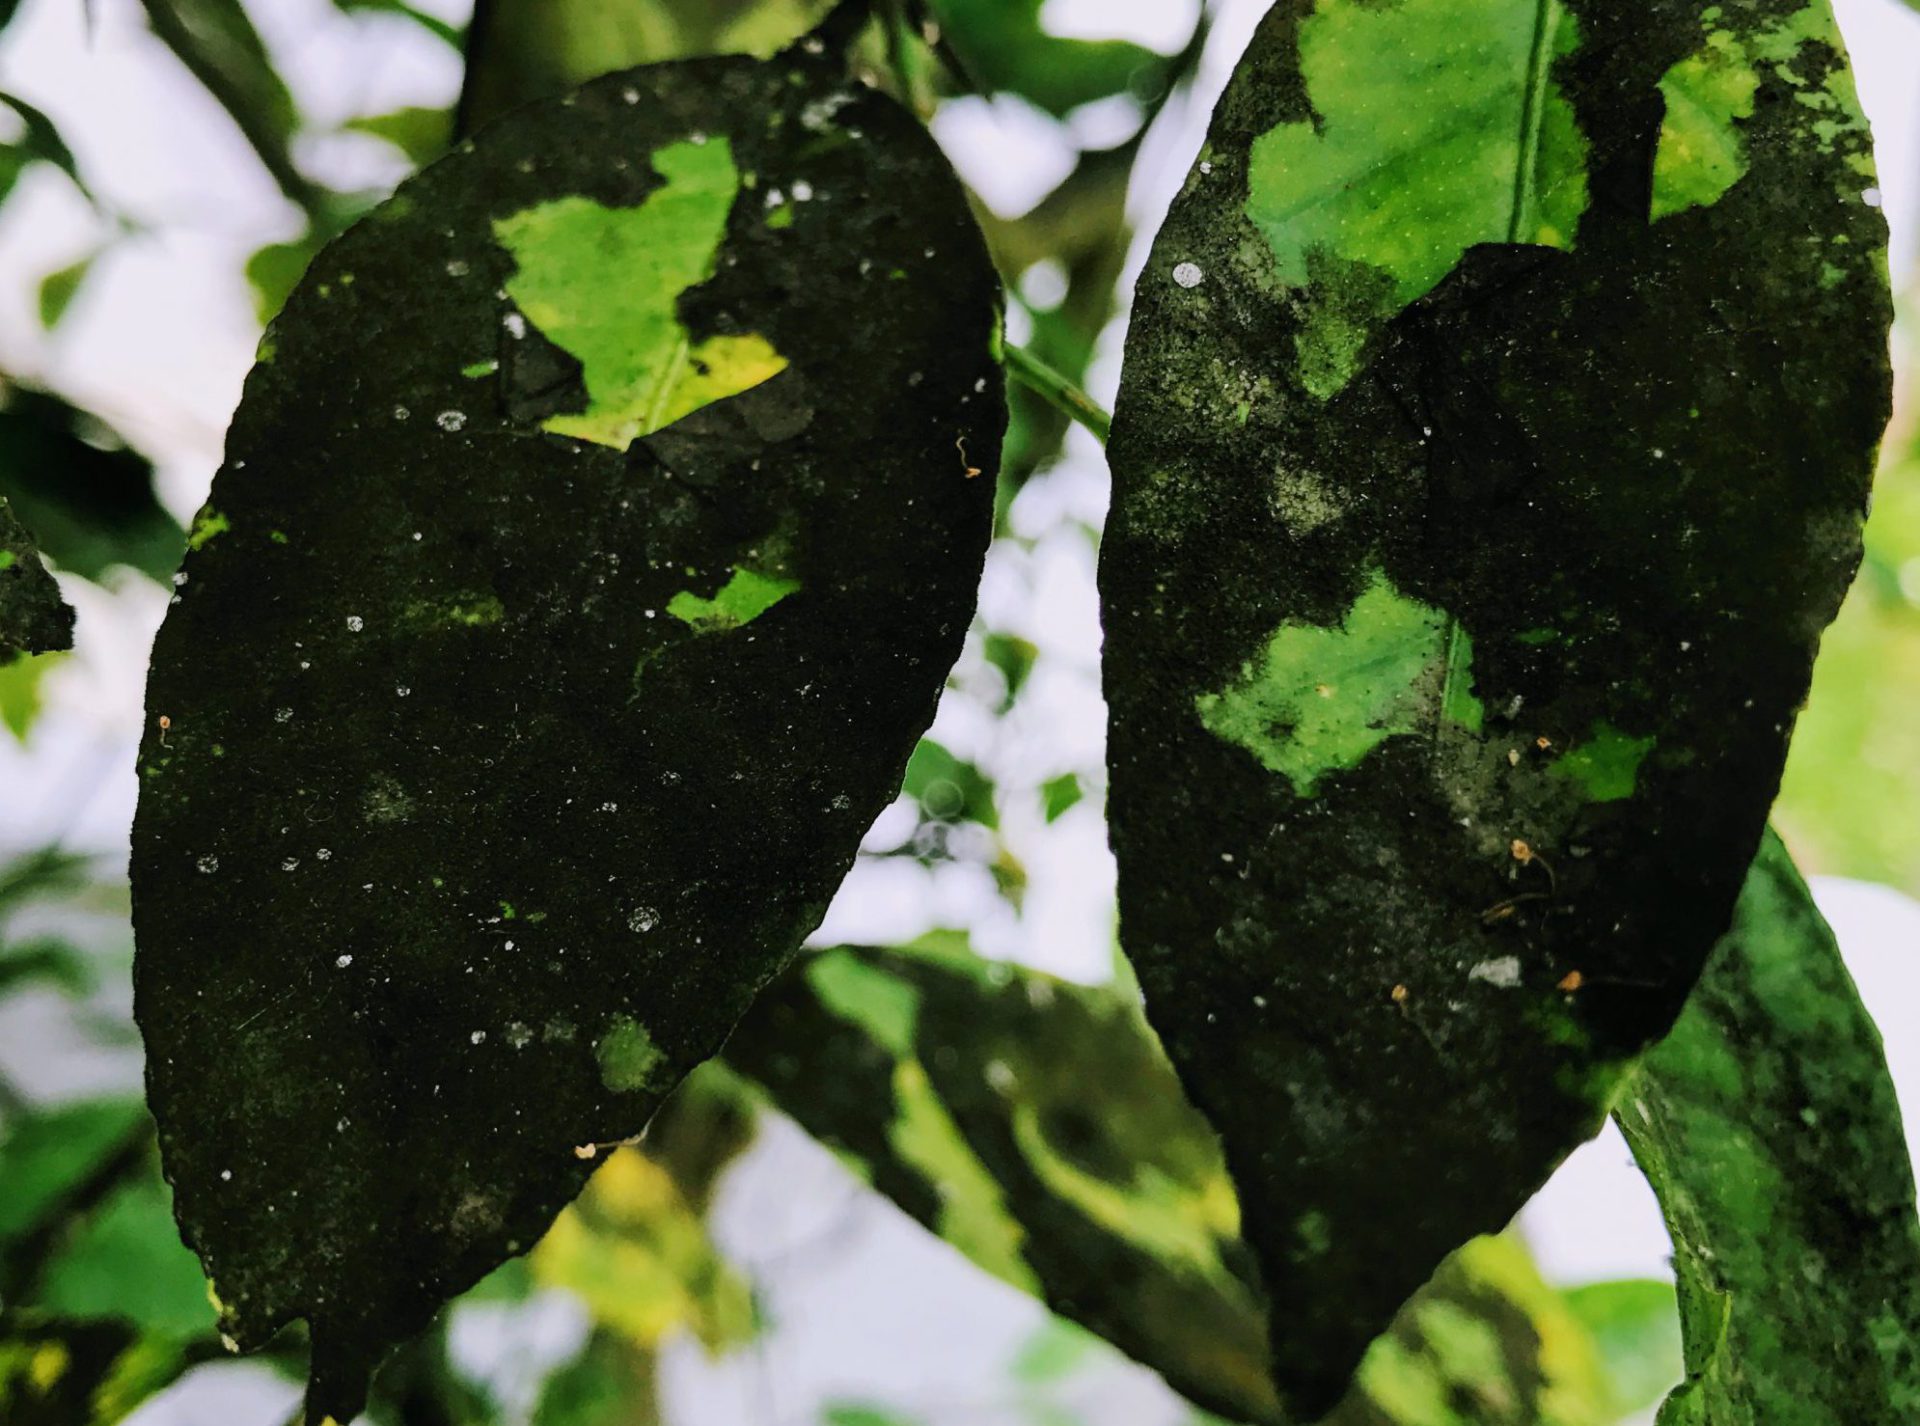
[1002,343,1111,445]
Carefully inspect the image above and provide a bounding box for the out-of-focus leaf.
[245,233,326,324]
[0,1101,147,1257]
[0,497,71,658]
[33,1168,216,1337]
[0,92,87,206]
[0,1319,199,1426]
[980,631,1035,710]
[721,942,1626,1425]
[0,385,184,585]
[903,739,997,830]
[822,1407,922,1426]
[925,0,1165,118]
[1560,1280,1681,1419]
[1618,832,1920,1423]
[1102,2,1887,1410]
[0,935,94,997]
[1011,1319,1096,1386]
[532,1331,660,1426]
[1039,773,1081,823]
[1776,446,1920,893]
[37,252,98,330]
[343,106,452,166]
[530,1148,753,1353]
[0,649,62,741]
[333,0,463,48]
[133,49,1001,1419]
[458,0,835,131]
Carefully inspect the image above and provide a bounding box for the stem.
[1003,343,1112,446]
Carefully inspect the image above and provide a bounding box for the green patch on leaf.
[1245,0,1588,396]
[1555,722,1655,803]
[596,1016,665,1094]
[493,138,788,449]
[666,566,798,632]
[1652,1,1874,221]
[1195,568,1481,795]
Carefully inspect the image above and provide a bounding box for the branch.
[1002,343,1111,446]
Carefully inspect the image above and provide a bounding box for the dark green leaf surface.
[132,50,1000,1418]
[722,943,1630,1425]
[0,385,184,585]
[1101,0,1888,1412]
[0,495,71,660]
[1618,833,1920,1423]
[0,1319,200,1426]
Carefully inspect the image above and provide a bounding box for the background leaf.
[1102,1,1889,1410]
[1618,833,1920,1423]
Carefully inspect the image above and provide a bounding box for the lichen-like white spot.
[445,259,470,278]
[335,954,353,969]
[436,409,468,432]
[1468,956,1523,989]
[346,615,364,632]
[393,405,410,421]
[505,1021,533,1049]
[396,685,411,698]
[791,180,815,202]
[274,707,294,723]
[196,854,219,874]
[1173,261,1205,289]
[628,906,660,933]
[503,312,527,339]
[281,857,299,872]
[622,86,640,105]
[470,1030,487,1045]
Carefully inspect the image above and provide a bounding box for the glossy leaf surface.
[1102,0,1888,1411]
[132,48,1000,1417]
[1619,834,1920,1423]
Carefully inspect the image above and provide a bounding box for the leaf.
[902,739,998,829]
[37,251,99,330]
[0,92,88,207]
[0,649,62,741]
[1039,772,1081,823]
[245,233,326,324]
[0,385,184,585]
[0,496,72,659]
[332,0,463,48]
[924,0,1168,119]
[342,105,453,166]
[1775,440,1920,893]
[457,0,836,131]
[1560,1280,1682,1418]
[1617,832,1920,1423]
[131,48,1001,1419]
[0,1320,199,1426]
[1102,0,1887,1413]
[720,942,1625,1425]
[528,1147,754,1353]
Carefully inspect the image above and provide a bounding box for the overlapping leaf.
[0,496,70,661]
[1102,0,1888,1411]
[1618,833,1920,1423]
[132,42,1001,1418]
[723,941,1654,1425]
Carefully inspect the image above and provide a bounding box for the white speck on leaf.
[1468,956,1523,989]
[436,410,468,432]
[1173,261,1204,289]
